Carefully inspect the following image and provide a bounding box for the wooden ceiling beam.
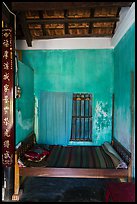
[27,17,119,24]
[12,2,133,11]
[88,8,95,34]
[17,12,32,47]
[64,10,69,35]
[39,11,48,36]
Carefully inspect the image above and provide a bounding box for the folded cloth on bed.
[24,146,50,162]
[102,142,127,169]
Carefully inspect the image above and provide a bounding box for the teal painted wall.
[15,61,34,145]
[114,23,135,177]
[22,49,114,145]
[114,23,135,150]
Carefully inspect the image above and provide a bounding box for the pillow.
[103,142,122,160]
[24,146,50,162]
[102,142,127,169]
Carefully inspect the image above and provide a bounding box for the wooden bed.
[12,132,132,201]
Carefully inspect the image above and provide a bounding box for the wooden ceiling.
[3,2,133,47]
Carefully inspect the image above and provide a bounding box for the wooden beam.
[88,8,95,34]
[38,11,48,36]
[17,12,32,47]
[26,17,119,24]
[19,167,128,178]
[64,9,69,35]
[12,2,133,11]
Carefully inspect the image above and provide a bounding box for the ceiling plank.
[17,12,32,47]
[30,27,113,30]
[26,17,119,24]
[12,2,133,11]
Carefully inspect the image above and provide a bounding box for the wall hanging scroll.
[2,28,14,167]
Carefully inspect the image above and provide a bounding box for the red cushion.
[24,146,50,162]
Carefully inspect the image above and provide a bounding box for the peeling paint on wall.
[95,101,111,133]
[16,61,34,144]
[17,110,33,130]
[92,95,112,145]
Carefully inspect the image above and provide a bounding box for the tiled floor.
[19,177,119,202]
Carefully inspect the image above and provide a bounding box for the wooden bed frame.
[12,132,132,201]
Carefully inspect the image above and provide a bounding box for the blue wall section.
[22,49,114,145]
[15,61,34,145]
[114,23,135,177]
[114,23,135,150]
[22,49,114,95]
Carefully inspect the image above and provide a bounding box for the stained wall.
[15,61,34,145]
[114,23,135,177]
[114,23,135,151]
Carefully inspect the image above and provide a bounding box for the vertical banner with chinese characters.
[2,28,14,167]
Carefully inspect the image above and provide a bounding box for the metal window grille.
[70,93,92,141]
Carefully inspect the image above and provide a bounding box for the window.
[70,93,92,141]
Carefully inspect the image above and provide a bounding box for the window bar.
[75,94,77,140]
[88,94,90,140]
[84,94,86,140]
[90,94,92,140]
[73,94,76,140]
[71,94,76,140]
[71,95,74,140]
[77,94,80,140]
[89,94,92,141]
[82,95,84,140]
[80,94,82,140]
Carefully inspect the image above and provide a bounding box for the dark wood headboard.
[112,138,131,166]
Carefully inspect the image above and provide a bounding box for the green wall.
[15,61,34,145]
[114,23,135,177]
[22,49,114,145]
[114,23,135,150]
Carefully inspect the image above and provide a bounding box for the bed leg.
[12,152,21,201]
[127,160,132,183]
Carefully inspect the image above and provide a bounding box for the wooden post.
[2,28,15,201]
[12,152,20,201]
